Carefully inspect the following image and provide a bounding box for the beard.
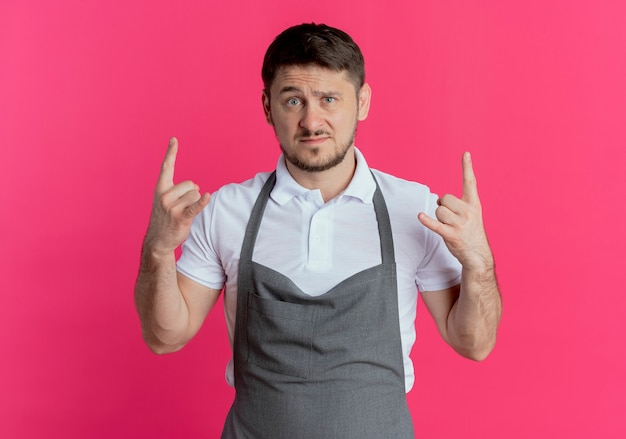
[279,122,358,173]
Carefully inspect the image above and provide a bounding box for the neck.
[285,148,357,203]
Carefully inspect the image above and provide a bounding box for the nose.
[299,104,324,132]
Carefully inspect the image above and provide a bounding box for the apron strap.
[239,171,276,262]
[370,171,395,265]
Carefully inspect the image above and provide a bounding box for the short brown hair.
[262,23,365,94]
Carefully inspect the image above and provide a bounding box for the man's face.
[263,65,371,173]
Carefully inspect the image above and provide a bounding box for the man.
[135,23,502,438]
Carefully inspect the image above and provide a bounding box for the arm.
[134,137,219,354]
[418,152,502,361]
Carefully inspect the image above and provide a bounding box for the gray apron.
[221,171,414,439]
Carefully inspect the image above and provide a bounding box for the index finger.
[156,137,178,192]
[462,151,479,202]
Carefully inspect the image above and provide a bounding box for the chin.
[289,151,350,173]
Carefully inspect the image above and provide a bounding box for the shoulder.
[370,168,436,210]
[209,171,273,210]
[214,171,273,199]
[190,171,274,255]
[369,168,439,243]
[194,171,273,229]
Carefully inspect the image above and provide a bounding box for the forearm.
[447,262,502,361]
[134,240,190,354]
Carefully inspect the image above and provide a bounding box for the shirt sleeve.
[176,195,226,290]
[415,192,462,292]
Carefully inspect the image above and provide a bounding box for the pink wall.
[2,1,625,437]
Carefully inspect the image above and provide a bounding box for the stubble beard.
[279,121,358,173]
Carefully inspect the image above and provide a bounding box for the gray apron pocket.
[246,292,316,378]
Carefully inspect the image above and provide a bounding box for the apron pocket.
[246,292,316,379]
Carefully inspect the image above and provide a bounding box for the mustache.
[299,129,331,138]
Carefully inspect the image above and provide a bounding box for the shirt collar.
[270,147,376,205]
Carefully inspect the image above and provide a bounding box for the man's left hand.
[418,152,494,272]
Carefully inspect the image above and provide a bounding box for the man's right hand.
[144,137,211,256]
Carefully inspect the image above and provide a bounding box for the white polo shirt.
[177,148,462,391]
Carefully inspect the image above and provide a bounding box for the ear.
[262,90,273,125]
[357,83,372,121]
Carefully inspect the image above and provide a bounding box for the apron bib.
[221,171,414,439]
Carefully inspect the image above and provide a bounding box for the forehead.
[270,65,355,94]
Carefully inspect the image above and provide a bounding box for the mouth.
[299,136,330,145]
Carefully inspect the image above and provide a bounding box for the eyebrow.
[278,86,342,97]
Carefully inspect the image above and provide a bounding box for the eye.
[287,97,301,106]
[323,97,336,104]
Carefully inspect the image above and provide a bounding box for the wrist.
[461,257,496,285]
[463,257,494,275]
[141,233,178,261]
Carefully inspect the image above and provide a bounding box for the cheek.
[272,111,298,130]
[269,116,295,140]
[331,111,356,131]
[272,117,290,132]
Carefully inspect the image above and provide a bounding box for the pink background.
[2,1,625,437]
